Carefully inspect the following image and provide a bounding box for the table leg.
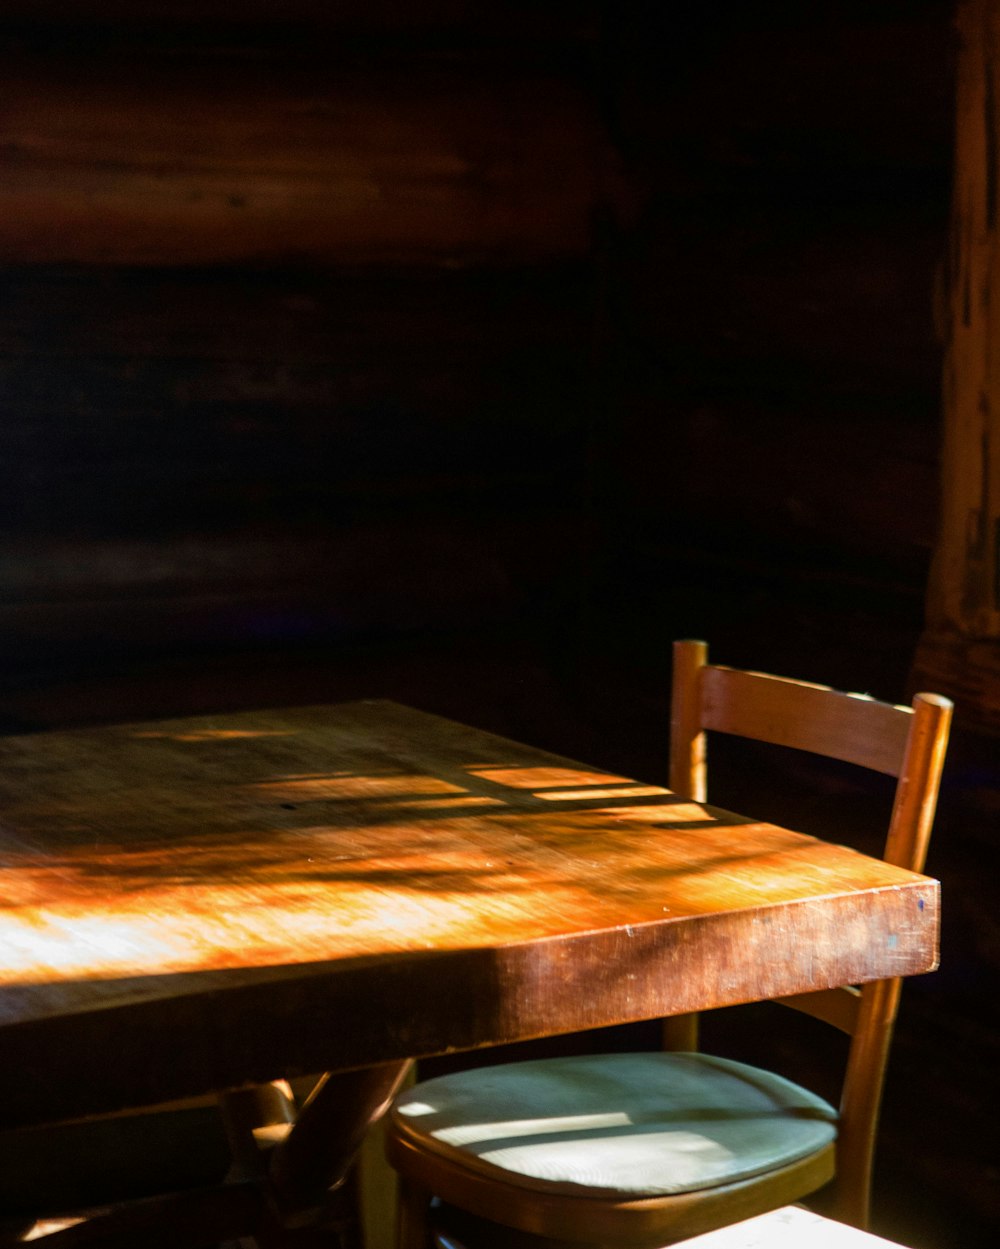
[268,1062,414,1229]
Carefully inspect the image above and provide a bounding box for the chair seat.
[391,1053,837,1200]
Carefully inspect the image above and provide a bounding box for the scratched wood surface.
[0,699,938,1129]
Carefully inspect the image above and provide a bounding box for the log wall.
[584,1,954,700]
[0,4,610,696]
[0,1,955,716]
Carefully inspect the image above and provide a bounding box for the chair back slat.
[699,665,912,777]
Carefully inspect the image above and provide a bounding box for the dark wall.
[0,2,953,724]
[0,2,610,715]
[585,1,953,707]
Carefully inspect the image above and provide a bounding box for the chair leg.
[396,1179,432,1249]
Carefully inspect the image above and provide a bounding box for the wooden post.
[916,0,1000,728]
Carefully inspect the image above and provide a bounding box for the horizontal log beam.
[0,3,592,30]
[0,52,609,265]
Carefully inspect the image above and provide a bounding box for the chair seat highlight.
[391,1052,837,1199]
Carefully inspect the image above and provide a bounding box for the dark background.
[2,3,996,1246]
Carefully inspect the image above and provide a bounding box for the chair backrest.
[666,639,952,1227]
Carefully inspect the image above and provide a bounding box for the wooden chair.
[384,640,952,1249]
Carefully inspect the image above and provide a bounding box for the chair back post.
[669,639,709,801]
[832,977,903,1229]
[883,692,953,872]
[830,690,950,1229]
[663,639,710,1053]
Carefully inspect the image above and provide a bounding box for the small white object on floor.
[675,1207,913,1249]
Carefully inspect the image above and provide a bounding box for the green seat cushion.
[392,1052,837,1199]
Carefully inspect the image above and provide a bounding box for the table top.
[0,699,938,1129]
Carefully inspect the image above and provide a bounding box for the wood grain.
[699,666,913,777]
[927,0,1000,641]
[0,700,938,1129]
[917,0,1000,729]
[0,50,606,266]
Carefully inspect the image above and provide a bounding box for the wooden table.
[0,698,939,1136]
